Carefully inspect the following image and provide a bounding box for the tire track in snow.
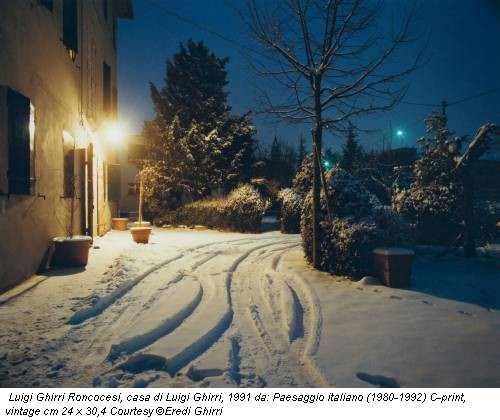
[116,240,297,377]
[69,241,260,375]
[229,243,323,386]
[108,279,203,360]
[67,254,184,325]
[229,243,329,387]
[273,253,330,387]
[67,237,264,326]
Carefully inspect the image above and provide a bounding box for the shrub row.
[173,184,269,233]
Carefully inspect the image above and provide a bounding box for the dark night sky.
[117,0,500,153]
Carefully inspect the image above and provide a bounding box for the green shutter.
[108,163,121,202]
[7,89,31,195]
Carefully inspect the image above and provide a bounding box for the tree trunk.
[312,126,322,268]
[312,77,322,269]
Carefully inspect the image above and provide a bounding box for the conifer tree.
[340,124,364,175]
[297,134,306,168]
[141,40,256,211]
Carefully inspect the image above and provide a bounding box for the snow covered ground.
[0,228,499,388]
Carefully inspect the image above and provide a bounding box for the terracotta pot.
[130,227,152,244]
[112,218,129,231]
[52,236,92,267]
[373,248,415,288]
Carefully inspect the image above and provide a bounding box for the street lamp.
[102,121,127,145]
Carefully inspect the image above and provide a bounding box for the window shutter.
[63,0,78,53]
[7,89,31,195]
[108,163,121,202]
[103,62,111,116]
[63,149,75,197]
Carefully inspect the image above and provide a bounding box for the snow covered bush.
[292,154,313,196]
[392,183,463,245]
[372,206,415,249]
[301,168,412,277]
[392,110,465,245]
[225,184,269,232]
[174,184,268,233]
[324,218,380,278]
[277,188,303,234]
[324,167,374,219]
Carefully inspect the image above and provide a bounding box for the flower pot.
[52,236,92,267]
[130,227,152,244]
[112,218,129,231]
[133,221,151,227]
[373,248,415,288]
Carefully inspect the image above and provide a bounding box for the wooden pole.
[138,175,143,225]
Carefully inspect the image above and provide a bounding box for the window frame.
[5,88,36,196]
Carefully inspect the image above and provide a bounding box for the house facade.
[118,134,146,217]
[0,0,133,291]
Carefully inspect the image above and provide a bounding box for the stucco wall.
[0,1,122,291]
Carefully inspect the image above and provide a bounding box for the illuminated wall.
[0,0,133,291]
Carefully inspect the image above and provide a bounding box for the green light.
[324,160,331,169]
[396,129,404,137]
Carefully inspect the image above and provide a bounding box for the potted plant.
[52,145,92,267]
[130,176,152,243]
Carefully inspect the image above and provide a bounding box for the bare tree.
[243,0,423,268]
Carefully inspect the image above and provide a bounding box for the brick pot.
[52,236,92,267]
[130,227,152,244]
[373,248,415,288]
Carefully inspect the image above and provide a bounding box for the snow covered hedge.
[174,184,269,233]
[391,111,468,245]
[292,154,313,197]
[277,188,303,234]
[301,168,413,278]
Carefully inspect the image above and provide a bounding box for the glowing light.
[396,129,404,137]
[323,160,331,169]
[102,121,127,145]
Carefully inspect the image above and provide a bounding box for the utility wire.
[141,0,269,60]
[448,87,500,106]
[141,0,500,110]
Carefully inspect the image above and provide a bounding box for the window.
[102,62,111,116]
[127,183,139,196]
[39,0,53,11]
[62,131,75,198]
[7,89,35,195]
[62,0,78,55]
